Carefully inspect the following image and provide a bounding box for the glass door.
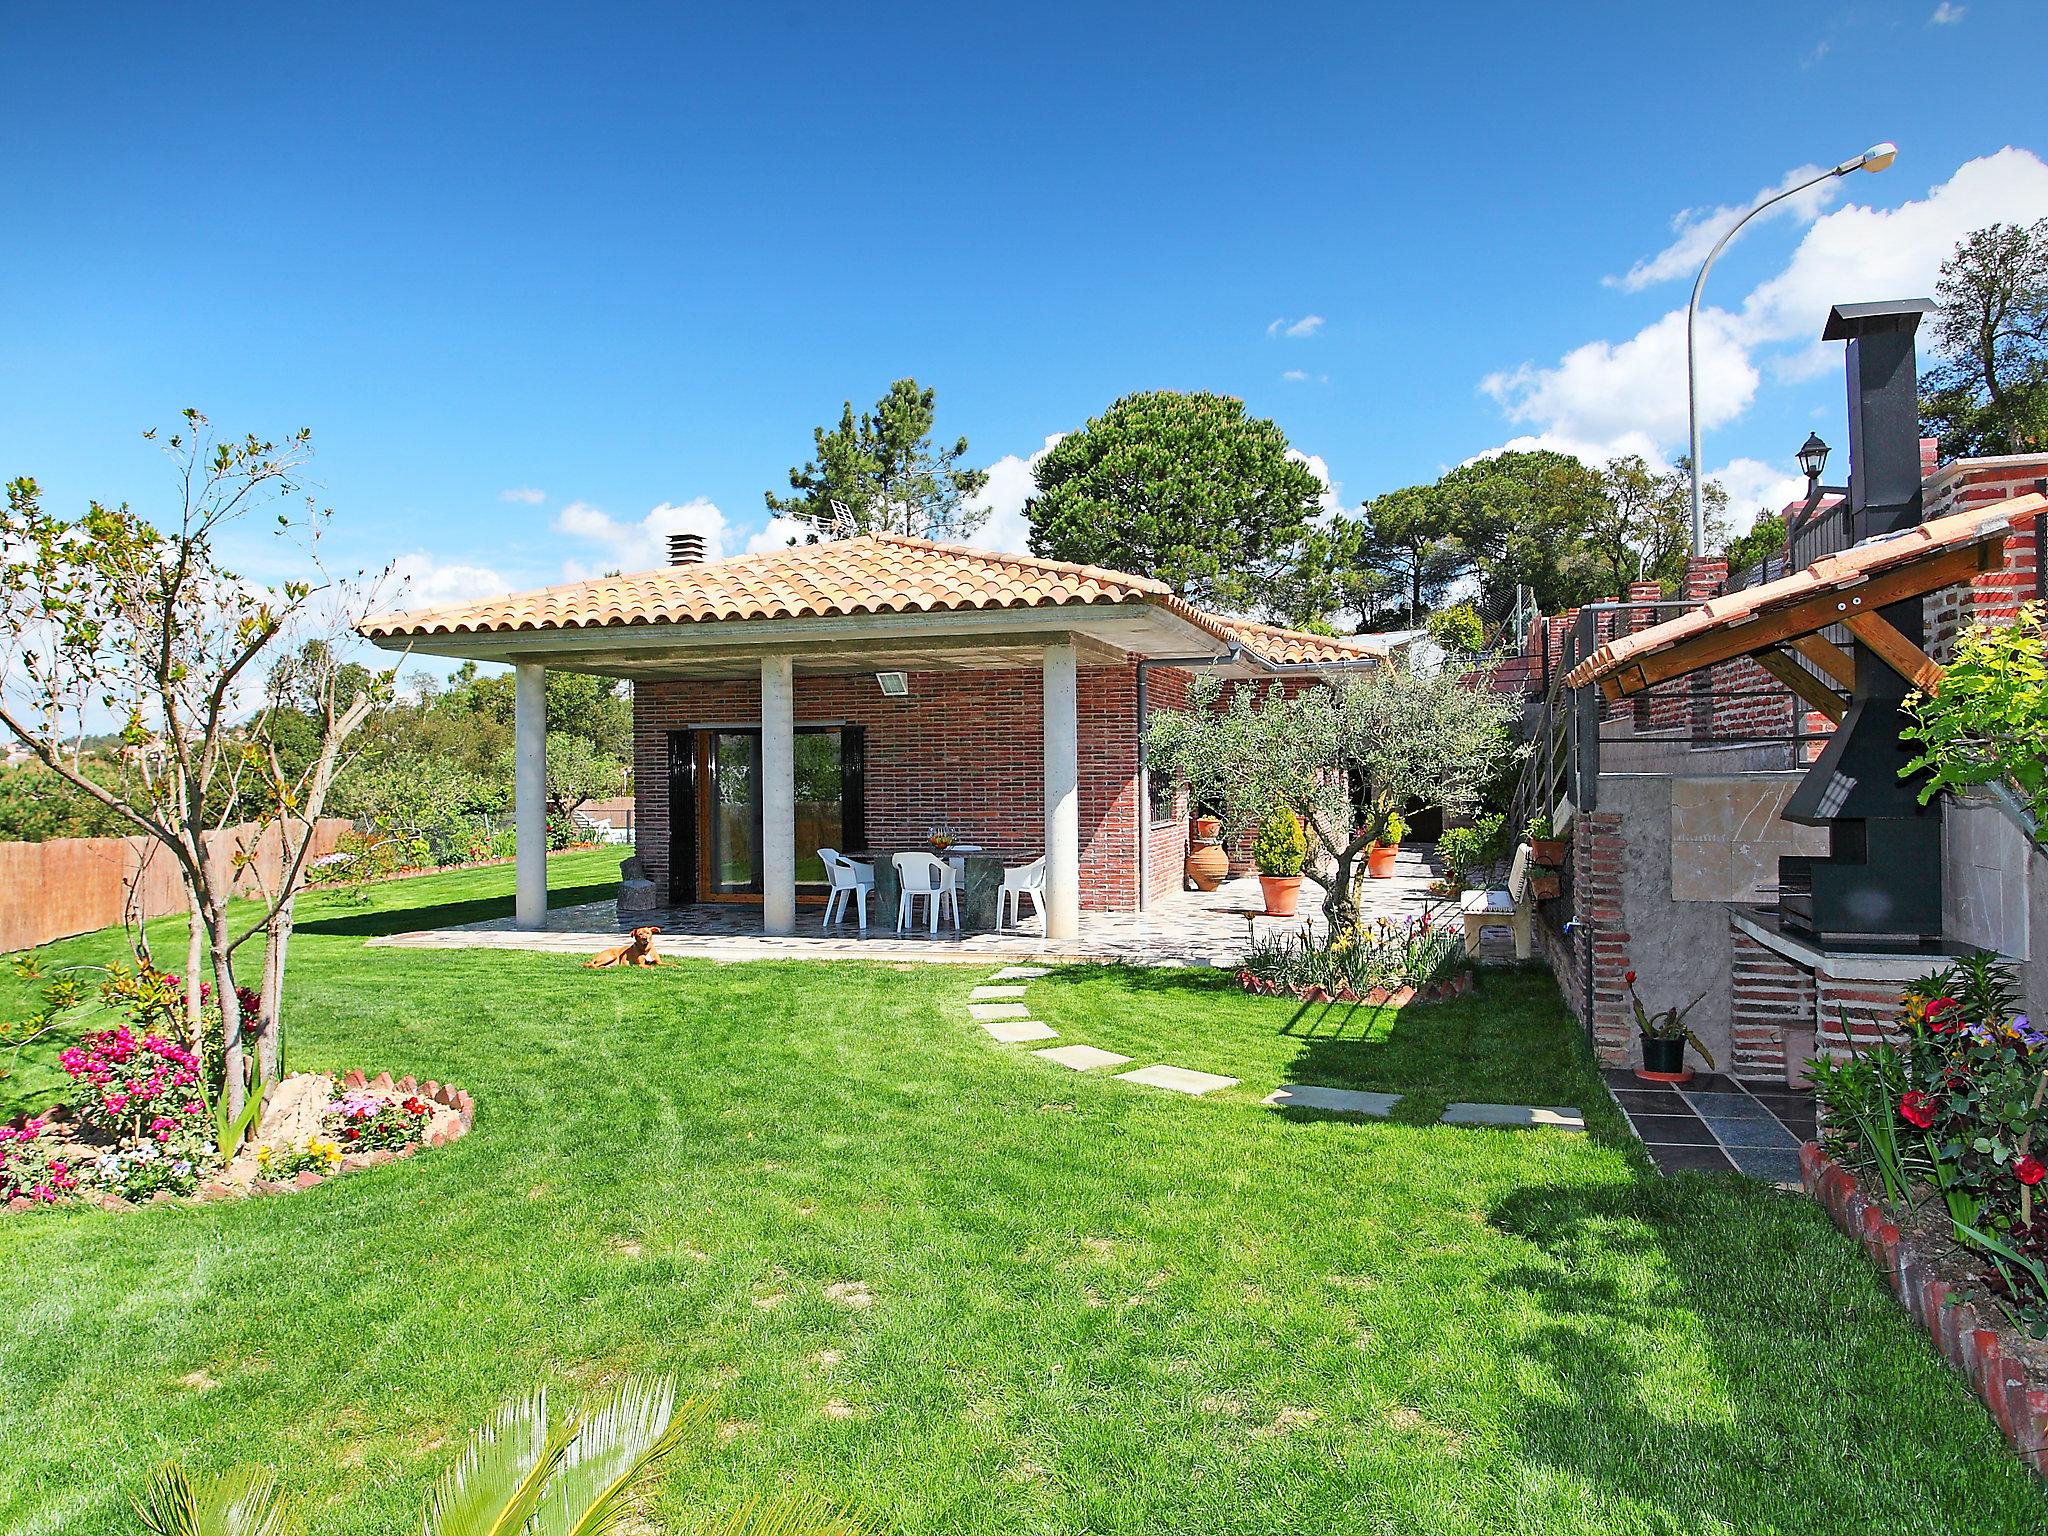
[692,725,863,900]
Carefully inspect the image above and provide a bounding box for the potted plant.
[1366,807,1406,879]
[1526,813,1566,870]
[1627,971,1713,1082]
[1185,813,1228,892]
[1253,804,1307,917]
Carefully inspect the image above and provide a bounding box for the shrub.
[1901,603,2048,840]
[1437,812,1507,883]
[1239,911,1466,1000]
[1252,805,1307,877]
[1812,952,2048,1334]
[1426,602,1485,654]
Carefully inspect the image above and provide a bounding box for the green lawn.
[1,852,2041,1534]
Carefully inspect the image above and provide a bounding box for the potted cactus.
[1253,804,1307,917]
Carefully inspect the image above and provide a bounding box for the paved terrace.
[367,845,1477,967]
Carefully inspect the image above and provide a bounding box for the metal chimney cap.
[667,531,707,565]
[1822,298,1935,341]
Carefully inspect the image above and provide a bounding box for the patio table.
[854,850,1005,931]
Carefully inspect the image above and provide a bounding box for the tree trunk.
[257,899,294,1087]
[210,909,245,1122]
[184,900,207,1061]
[1320,833,1377,933]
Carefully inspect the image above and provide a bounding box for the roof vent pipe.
[668,532,707,566]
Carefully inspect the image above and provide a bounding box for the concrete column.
[760,654,797,935]
[514,662,547,930]
[1043,640,1081,940]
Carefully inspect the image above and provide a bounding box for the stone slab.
[992,966,1050,980]
[1117,1064,1239,1096]
[1033,1044,1132,1071]
[968,1002,1031,1021]
[1441,1103,1585,1132]
[969,985,1029,1000]
[1264,1084,1402,1117]
[983,1019,1058,1043]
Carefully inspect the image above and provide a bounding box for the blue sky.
[3,0,2046,619]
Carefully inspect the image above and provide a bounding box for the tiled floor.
[367,847,1495,968]
[1601,1068,1816,1185]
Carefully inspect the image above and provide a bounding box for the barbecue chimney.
[667,531,706,566]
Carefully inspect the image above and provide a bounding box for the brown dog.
[585,925,663,968]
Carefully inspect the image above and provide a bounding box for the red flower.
[1624,971,1637,985]
[1926,996,1962,1034]
[1900,1091,1939,1129]
[2017,1155,2047,1187]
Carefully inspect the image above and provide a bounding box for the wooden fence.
[0,819,349,954]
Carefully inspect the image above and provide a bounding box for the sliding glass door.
[667,725,864,903]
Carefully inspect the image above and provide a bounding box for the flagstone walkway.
[962,965,1583,1131]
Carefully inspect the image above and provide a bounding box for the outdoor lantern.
[875,671,909,697]
[1797,432,1830,484]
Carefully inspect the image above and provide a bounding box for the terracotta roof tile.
[358,531,1380,670]
[1563,490,2047,690]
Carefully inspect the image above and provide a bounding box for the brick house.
[361,533,1397,935]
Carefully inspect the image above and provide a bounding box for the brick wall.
[1573,812,1633,1064]
[1923,453,2048,663]
[632,660,1155,912]
[1142,666,1194,903]
[1729,925,1814,1081]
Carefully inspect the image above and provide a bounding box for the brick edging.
[1800,1142,2048,1473]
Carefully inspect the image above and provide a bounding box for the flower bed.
[2,1070,473,1212]
[1236,911,1470,1007]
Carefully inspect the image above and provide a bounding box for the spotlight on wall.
[876,671,909,697]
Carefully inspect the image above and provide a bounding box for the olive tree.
[1147,664,1522,929]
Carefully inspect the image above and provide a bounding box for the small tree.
[767,378,990,540]
[1920,219,2048,459]
[1147,665,1522,929]
[0,413,389,1118]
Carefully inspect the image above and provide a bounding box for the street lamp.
[1686,143,1897,554]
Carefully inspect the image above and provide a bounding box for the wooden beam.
[1752,648,1846,723]
[1789,633,1856,692]
[1596,539,1993,696]
[1842,611,1946,693]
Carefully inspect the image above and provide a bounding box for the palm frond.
[536,1378,707,1536]
[694,1493,872,1536]
[132,1462,297,1536]
[423,1389,573,1536]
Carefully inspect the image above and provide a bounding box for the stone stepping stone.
[992,966,1050,980]
[984,1019,1058,1043]
[969,985,1029,1000]
[1264,1084,1402,1118]
[1441,1103,1585,1132]
[1034,1044,1132,1072]
[1117,1064,1239,1096]
[969,1002,1030,1022]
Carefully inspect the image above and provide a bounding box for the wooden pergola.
[1564,489,2046,706]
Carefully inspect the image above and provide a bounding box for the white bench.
[1459,842,1534,960]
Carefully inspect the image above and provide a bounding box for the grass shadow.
[293,879,619,939]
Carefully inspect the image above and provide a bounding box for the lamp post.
[1686,142,1896,555]
[1796,431,1830,494]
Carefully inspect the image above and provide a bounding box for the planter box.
[1801,1142,2048,1479]
[1529,838,1567,867]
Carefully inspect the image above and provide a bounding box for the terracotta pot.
[1531,873,1561,900]
[1184,843,1229,892]
[1193,815,1222,842]
[1258,874,1302,916]
[1367,842,1399,879]
[1530,838,1567,867]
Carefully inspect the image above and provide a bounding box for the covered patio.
[359,533,1401,942]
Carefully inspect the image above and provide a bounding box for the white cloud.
[555,496,731,578]
[1712,456,1809,522]
[499,486,545,504]
[1281,369,1329,384]
[1607,164,1840,292]
[1481,149,2048,468]
[1267,314,1325,339]
[964,433,1066,554]
[746,517,812,554]
[1285,448,1352,520]
[1929,3,1965,23]
[388,551,515,609]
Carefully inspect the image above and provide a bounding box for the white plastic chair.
[893,851,961,935]
[818,848,874,932]
[998,856,1047,933]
